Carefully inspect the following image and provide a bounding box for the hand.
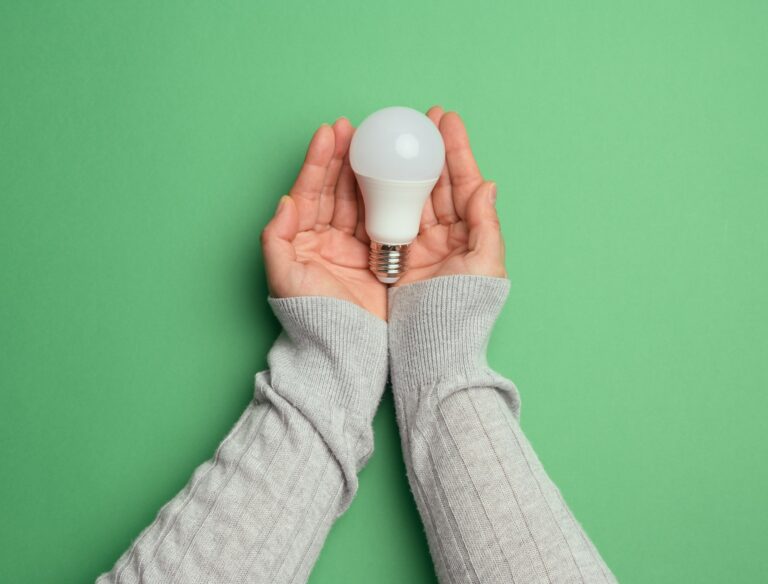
[395,107,506,286]
[261,119,388,320]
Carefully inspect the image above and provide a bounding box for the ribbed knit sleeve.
[388,275,617,584]
[97,296,388,584]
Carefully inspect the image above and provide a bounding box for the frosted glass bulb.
[350,106,445,283]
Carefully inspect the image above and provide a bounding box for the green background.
[1,1,767,582]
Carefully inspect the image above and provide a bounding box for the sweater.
[97,275,616,583]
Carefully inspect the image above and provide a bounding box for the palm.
[398,222,473,285]
[288,227,386,318]
[262,119,387,320]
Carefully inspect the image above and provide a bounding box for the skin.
[261,107,506,320]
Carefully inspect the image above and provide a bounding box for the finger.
[427,107,458,225]
[440,112,483,219]
[419,106,443,228]
[465,182,505,273]
[354,187,370,244]
[289,124,335,230]
[317,117,354,228]
[330,152,358,234]
[430,159,455,225]
[261,196,299,293]
[427,104,445,122]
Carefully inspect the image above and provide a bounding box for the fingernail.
[488,183,497,205]
[277,195,289,213]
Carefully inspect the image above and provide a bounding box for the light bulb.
[350,106,445,283]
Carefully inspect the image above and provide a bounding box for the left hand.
[261,118,388,320]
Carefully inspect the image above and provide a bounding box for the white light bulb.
[350,106,445,283]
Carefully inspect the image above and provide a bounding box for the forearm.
[98,296,387,584]
[389,275,616,584]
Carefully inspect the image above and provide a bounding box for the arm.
[99,296,387,584]
[389,275,615,583]
[98,118,390,583]
[388,107,616,583]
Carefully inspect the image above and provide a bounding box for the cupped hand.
[395,107,506,286]
[261,118,388,320]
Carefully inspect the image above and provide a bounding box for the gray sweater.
[98,275,616,583]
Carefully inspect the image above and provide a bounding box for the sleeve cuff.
[388,275,511,394]
[267,296,388,420]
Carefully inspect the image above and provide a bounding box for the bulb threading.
[369,242,409,284]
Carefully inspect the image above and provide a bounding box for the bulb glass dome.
[350,106,445,182]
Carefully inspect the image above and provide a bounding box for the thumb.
[261,196,299,294]
[465,181,506,275]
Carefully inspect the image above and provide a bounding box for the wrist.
[388,275,510,392]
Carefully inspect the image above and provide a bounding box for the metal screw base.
[369,242,409,284]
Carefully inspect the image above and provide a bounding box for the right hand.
[395,106,507,287]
